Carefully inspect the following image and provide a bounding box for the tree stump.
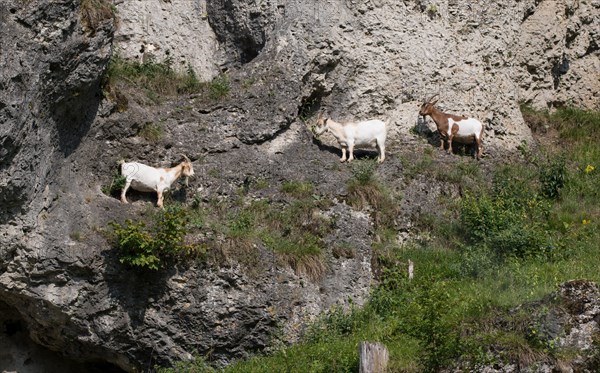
[359,341,389,373]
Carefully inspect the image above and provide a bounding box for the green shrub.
[456,160,560,260]
[539,157,566,200]
[102,172,126,197]
[460,190,553,259]
[208,74,230,100]
[110,206,203,270]
[456,245,495,278]
[350,159,377,186]
[409,281,462,372]
[111,220,161,270]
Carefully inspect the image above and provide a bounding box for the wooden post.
[408,259,414,280]
[359,341,389,373]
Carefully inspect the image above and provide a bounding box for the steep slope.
[0,0,599,371]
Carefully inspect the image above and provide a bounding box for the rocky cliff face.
[1,0,599,371]
[114,0,599,146]
[113,0,220,81]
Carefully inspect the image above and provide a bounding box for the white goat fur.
[314,113,387,163]
[446,118,482,139]
[120,156,194,208]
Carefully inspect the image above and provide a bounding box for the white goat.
[119,155,194,208]
[313,113,387,163]
[419,95,484,159]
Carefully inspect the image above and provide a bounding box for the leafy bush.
[459,162,557,260]
[102,172,126,197]
[408,281,462,372]
[539,157,566,200]
[111,206,203,270]
[111,220,161,270]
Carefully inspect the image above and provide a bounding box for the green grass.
[160,107,600,371]
[346,159,399,238]
[103,55,230,103]
[102,170,126,197]
[281,180,314,198]
[175,181,334,279]
[138,122,164,142]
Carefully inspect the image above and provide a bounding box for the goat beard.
[185,177,189,187]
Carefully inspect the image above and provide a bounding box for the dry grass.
[80,0,115,35]
[279,253,328,282]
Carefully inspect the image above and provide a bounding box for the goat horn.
[181,154,190,162]
[426,94,439,103]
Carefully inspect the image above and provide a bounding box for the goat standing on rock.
[119,155,194,208]
[419,95,484,160]
[313,112,387,163]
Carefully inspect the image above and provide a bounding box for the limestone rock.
[1,0,600,371]
[113,0,220,81]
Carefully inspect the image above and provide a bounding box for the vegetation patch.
[207,193,333,280]
[346,159,399,241]
[280,180,314,198]
[80,0,115,35]
[170,107,600,372]
[110,205,205,270]
[208,74,231,100]
[103,55,230,104]
[115,180,334,279]
[102,170,126,197]
[138,122,165,142]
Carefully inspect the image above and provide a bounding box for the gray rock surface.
[466,280,600,373]
[516,0,600,109]
[1,0,600,371]
[113,0,220,80]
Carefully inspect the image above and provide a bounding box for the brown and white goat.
[419,95,484,159]
[120,155,194,208]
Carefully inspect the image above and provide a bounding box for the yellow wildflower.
[582,219,591,225]
[585,164,595,174]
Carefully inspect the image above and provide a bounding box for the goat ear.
[430,99,439,106]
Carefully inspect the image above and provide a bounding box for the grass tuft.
[80,0,115,35]
[103,55,230,104]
